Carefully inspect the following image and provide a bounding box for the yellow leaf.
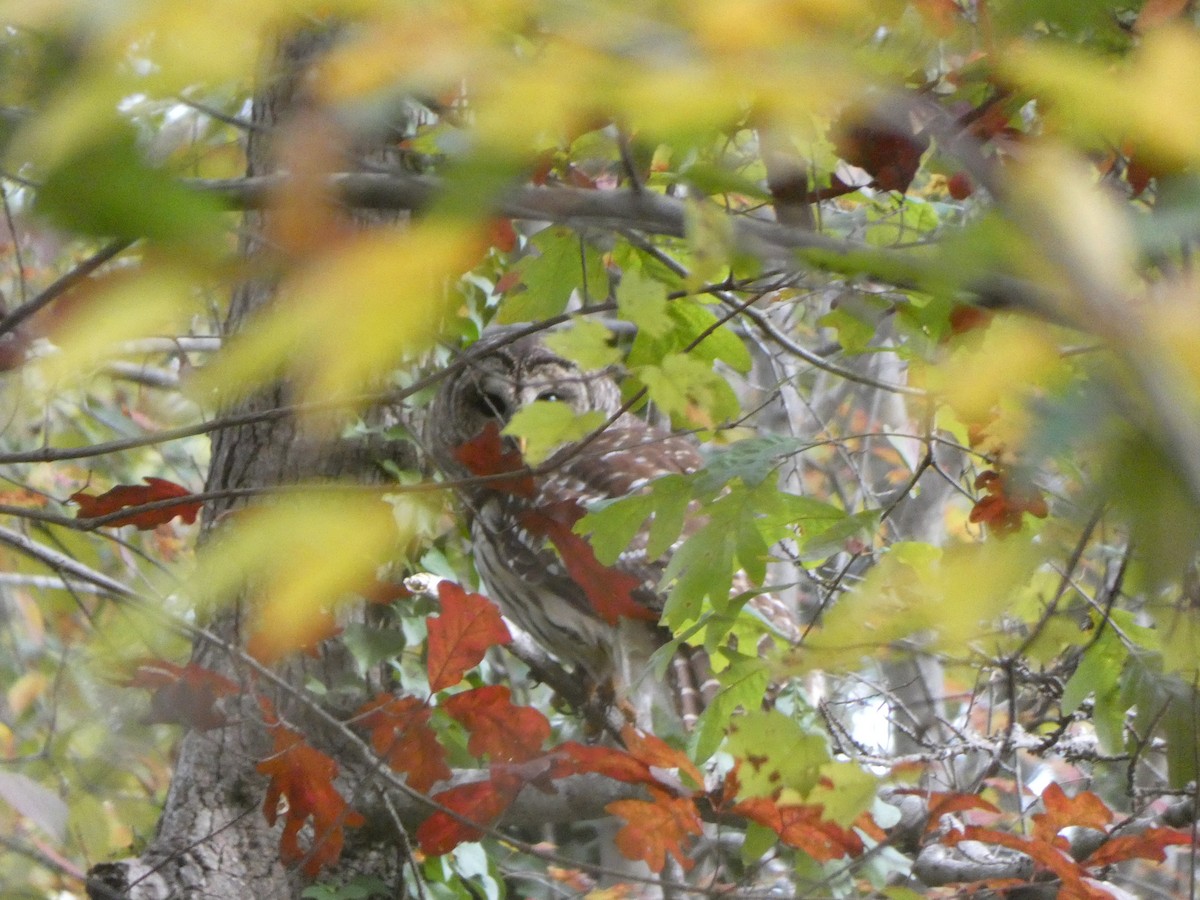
[195,222,476,410]
[7,672,48,716]
[186,492,399,661]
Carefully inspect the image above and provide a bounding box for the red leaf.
[256,727,365,878]
[947,171,974,200]
[426,581,512,691]
[547,741,658,785]
[732,797,864,862]
[520,501,657,625]
[1084,828,1193,868]
[1034,783,1112,845]
[832,119,929,194]
[70,477,201,530]
[441,685,550,763]
[487,218,518,253]
[970,469,1049,536]
[608,787,703,873]
[123,660,239,732]
[416,769,524,855]
[354,694,451,793]
[453,422,535,497]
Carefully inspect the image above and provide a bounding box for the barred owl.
[426,329,762,729]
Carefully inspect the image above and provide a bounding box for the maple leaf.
[70,477,202,530]
[354,694,451,793]
[453,421,535,497]
[1033,783,1113,846]
[441,685,550,763]
[732,797,864,862]
[426,581,512,691]
[519,501,657,625]
[608,786,703,873]
[256,727,365,878]
[123,660,239,732]
[415,768,524,855]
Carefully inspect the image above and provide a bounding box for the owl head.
[426,328,623,478]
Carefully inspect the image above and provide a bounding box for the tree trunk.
[86,30,407,900]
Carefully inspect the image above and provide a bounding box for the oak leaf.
[520,501,657,625]
[1033,783,1112,846]
[1084,828,1193,867]
[124,660,239,732]
[441,685,550,763]
[355,694,451,793]
[426,581,511,691]
[453,421,535,497]
[256,727,365,878]
[415,768,524,855]
[732,796,864,862]
[70,477,201,529]
[608,787,703,873]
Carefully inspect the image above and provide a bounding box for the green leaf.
[502,401,605,465]
[617,267,673,337]
[645,476,692,559]
[497,227,606,323]
[35,126,226,248]
[1063,626,1127,752]
[697,435,809,490]
[543,320,622,369]
[725,710,828,798]
[636,353,741,429]
[578,493,657,566]
[663,525,735,628]
[689,653,770,762]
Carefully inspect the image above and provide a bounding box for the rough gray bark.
[86,30,407,900]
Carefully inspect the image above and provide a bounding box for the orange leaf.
[70,477,201,530]
[453,422,535,497]
[732,797,864,862]
[1084,828,1193,868]
[945,827,1103,899]
[441,685,550,762]
[1033,783,1113,845]
[355,694,451,793]
[608,787,703,873]
[520,501,657,625]
[426,581,512,691]
[620,726,705,790]
[123,660,239,732]
[416,769,524,855]
[247,605,342,665]
[487,218,518,253]
[547,741,657,785]
[256,727,365,878]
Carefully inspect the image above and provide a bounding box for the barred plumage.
[427,329,788,729]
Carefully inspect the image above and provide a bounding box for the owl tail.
[671,644,719,732]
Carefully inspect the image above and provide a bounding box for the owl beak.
[515,435,528,457]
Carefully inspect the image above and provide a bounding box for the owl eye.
[471,390,510,418]
[536,391,563,403]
